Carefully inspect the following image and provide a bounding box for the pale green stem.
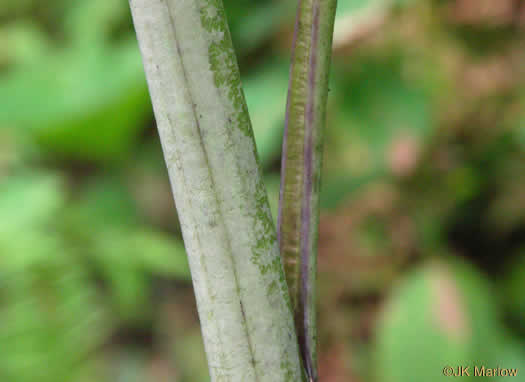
[128,0,304,380]
[277,0,337,380]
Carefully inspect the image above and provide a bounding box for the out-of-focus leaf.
[0,174,107,382]
[501,251,525,331]
[333,0,402,50]
[126,143,180,230]
[112,350,151,382]
[63,0,129,45]
[494,340,525,379]
[0,173,63,235]
[335,0,413,18]
[0,22,51,66]
[235,1,294,52]
[66,175,188,279]
[244,61,289,167]
[322,54,432,207]
[0,40,150,161]
[68,175,140,229]
[0,0,35,18]
[338,0,375,13]
[64,176,190,322]
[1,263,107,382]
[133,230,190,279]
[375,259,504,382]
[0,0,149,162]
[173,331,210,382]
[90,228,190,321]
[224,0,292,53]
[264,174,281,225]
[338,55,431,173]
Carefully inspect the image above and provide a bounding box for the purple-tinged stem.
[278,0,337,380]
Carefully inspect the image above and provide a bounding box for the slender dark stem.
[278,0,337,380]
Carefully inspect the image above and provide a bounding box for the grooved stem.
[129,0,304,380]
[278,0,337,379]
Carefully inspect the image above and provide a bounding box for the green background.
[1,0,524,381]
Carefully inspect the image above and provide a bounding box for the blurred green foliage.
[1,0,525,381]
[376,259,505,382]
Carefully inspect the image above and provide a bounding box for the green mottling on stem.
[200,0,252,138]
[201,0,288,318]
[267,280,278,297]
[200,0,284,304]
[130,0,305,379]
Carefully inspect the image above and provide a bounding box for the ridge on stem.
[278,0,338,380]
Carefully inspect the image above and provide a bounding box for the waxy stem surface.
[129,0,304,380]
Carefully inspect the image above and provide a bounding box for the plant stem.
[278,0,337,379]
[129,0,304,380]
